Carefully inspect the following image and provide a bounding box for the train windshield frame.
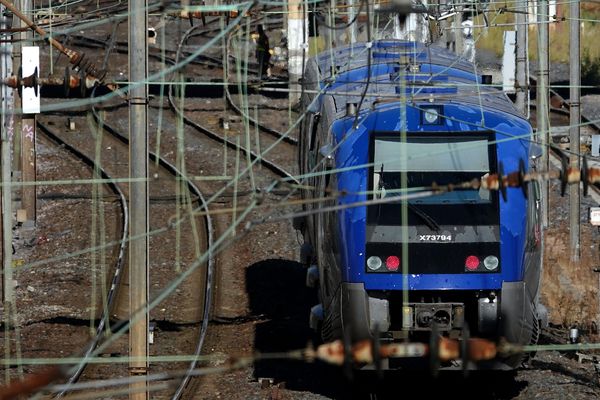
[368,131,499,226]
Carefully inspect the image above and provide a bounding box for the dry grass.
[473,3,600,63]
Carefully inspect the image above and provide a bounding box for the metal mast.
[287,0,307,104]
[537,0,550,227]
[515,0,528,114]
[128,0,149,398]
[569,0,581,261]
[1,2,13,328]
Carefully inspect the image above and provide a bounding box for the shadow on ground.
[246,259,528,399]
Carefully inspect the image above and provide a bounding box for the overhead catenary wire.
[5,4,254,396]
[16,42,333,400]
[5,1,324,394]
[8,326,600,398]
[4,0,600,396]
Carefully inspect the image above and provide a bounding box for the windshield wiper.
[376,164,385,223]
[376,164,440,231]
[407,203,440,232]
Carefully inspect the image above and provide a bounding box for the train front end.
[330,102,540,369]
[300,41,542,370]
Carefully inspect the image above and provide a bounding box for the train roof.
[306,40,524,119]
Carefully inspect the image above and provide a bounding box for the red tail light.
[386,255,400,271]
[465,255,480,271]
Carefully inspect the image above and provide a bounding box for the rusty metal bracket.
[0,0,106,84]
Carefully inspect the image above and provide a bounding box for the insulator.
[590,166,600,185]
[461,323,470,377]
[560,152,569,197]
[429,322,440,377]
[498,162,507,202]
[70,51,84,70]
[32,66,38,97]
[371,324,383,381]
[346,103,357,117]
[79,69,86,97]
[343,327,354,381]
[569,327,579,344]
[582,156,589,197]
[16,65,22,98]
[518,158,527,199]
[64,66,70,97]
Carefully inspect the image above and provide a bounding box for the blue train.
[296,40,544,369]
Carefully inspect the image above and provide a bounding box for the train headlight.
[422,106,443,125]
[424,109,439,124]
[367,256,383,271]
[483,255,499,271]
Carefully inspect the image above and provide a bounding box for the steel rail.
[528,75,600,185]
[67,34,226,69]
[88,102,216,400]
[221,17,296,145]
[224,77,298,146]
[36,121,129,399]
[168,20,297,399]
[168,19,298,399]
[51,18,215,398]
[87,79,216,400]
[168,24,299,184]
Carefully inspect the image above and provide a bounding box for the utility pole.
[537,0,549,227]
[287,0,307,104]
[569,0,580,261]
[11,0,19,177]
[453,10,464,57]
[128,0,149,398]
[20,0,34,224]
[515,0,528,115]
[1,3,13,318]
[347,0,357,44]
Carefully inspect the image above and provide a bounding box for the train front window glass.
[372,137,491,204]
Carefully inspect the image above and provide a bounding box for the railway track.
[34,107,215,398]
[529,78,600,196]
[169,23,299,185]
[222,19,298,146]
[89,96,216,400]
[224,81,297,146]
[35,120,130,397]
[52,12,299,186]
[30,19,216,397]
[222,32,297,147]
[6,5,590,398]
[3,3,300,397]
[35,107,216,398]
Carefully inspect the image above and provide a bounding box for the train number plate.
[418,234,452,242]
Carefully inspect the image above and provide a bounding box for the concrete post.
[537,0,550,228]
[515,0,528,114]
[128,0,149,398]
[453,11,463,56]
[347,0,357,44]
[1,4,13,314]
[287,0,307,104]
[19,0,35,224]
[569,0,580,261]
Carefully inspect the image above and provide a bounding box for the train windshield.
[372,136,491,204]
[369,132,498,226]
